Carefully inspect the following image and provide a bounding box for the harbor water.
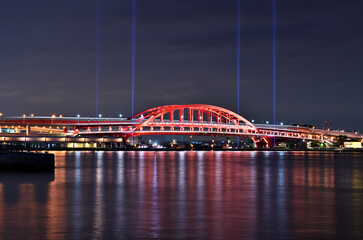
[0,151,362,239]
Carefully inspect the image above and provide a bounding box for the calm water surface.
[0,151,363,239]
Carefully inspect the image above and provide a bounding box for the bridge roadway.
[1,104,362,145]
[73,120,362,144]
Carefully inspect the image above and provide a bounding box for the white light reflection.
[215,150,223,159]
[93,151,104,239]
[176,151,186,239]
[136,151,145,230]
[196,151,206,239]
[0,183,3,234]
[277,151,287,238]
[214,151,223,239]
[138,151,145,189]
[278,151,286,185]
[72,151,82,240]
[263,151,271,223]
[248,151,257,236]
[264,152,271,185]
[75,151,82,182]
[151,154,160,238]
[115,151,125,238]
[116,151,124,185]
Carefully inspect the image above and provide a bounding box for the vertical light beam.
[236,0,241,115]
[236,0,241,148]
[131,0,137,118]
[273,0,276,147]
[95,0,101,116]
[131,0,137,146]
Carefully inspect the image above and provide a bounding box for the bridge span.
[1,104,362,147]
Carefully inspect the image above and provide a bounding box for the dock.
[0,152,54,171]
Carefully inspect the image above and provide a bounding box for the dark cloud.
[0,0,362,132]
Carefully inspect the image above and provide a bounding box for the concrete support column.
[26,125,31,136]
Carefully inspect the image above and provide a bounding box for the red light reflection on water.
[0,151,362,239]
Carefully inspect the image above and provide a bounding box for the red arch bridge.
[1,104,362,147]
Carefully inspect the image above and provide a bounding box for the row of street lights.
[0,113,126,124]
[80,114,123,118]
[3,113,288,125]
[251,119,284,125]
[15,113,124,118]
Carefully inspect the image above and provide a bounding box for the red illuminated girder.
[128,131,261,138]
[170,110,174,123]
[179,108,184,122]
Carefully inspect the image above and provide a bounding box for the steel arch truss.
[127,104,257,136]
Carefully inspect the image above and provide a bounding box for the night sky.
[1,0,362,132]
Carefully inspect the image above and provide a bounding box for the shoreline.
[4,148,362,153]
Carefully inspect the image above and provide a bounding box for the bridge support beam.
[179,108,184,122]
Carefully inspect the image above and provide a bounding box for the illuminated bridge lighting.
[0,104,362,148]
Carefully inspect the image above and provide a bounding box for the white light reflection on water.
[116,151,124,185]
[277,151,287,239]
[0,183,3,238]
[248,151,257,238]
[72,151,82,240]
[115,151,125,238]
[93,151,104,239]
[151,154,160,239]
[264,152,271,185]
[278,151,285,186]
[137,151,146,233]
[176,151,186,239]
[196,151,206,239]
[138,151,145,192]
[214,150,224,239]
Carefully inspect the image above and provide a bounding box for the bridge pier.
[122,134,131,146]
[26,125,30,136]
[15,127,20,134]
[252,137,271,149]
